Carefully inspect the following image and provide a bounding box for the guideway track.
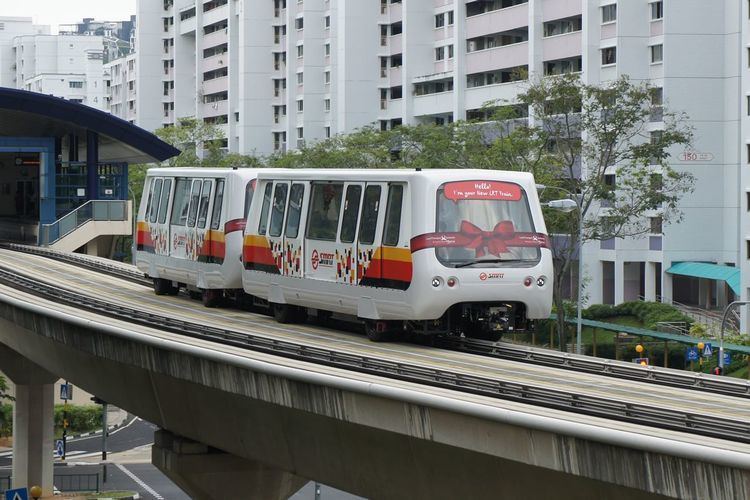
[7,243,750,399]
[0,263,748,445]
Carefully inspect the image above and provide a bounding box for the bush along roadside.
[53,404,103,437]
[582,301,694,330]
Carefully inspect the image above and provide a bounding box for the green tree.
[0,375,11,402]
[154,117,226,167]
[515,74,694,348]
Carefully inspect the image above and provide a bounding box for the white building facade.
[0,17,49,88]
[104,53,138,123]
[135,0,747,315]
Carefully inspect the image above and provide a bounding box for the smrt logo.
[479,272,488,281]
[311,249,319,270]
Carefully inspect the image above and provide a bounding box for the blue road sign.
[633,357,649,365]
[59,383,72,401]
[702,343,713,357]
[5,488,28,500]
[723,351,731,366]
[54,439,64,458]
[686,347,699,362]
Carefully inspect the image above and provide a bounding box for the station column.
[86,130,99,201]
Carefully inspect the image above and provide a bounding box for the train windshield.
[435,181,540,268]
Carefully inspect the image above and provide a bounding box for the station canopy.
[0,87,178,163]
[666,262,741,295]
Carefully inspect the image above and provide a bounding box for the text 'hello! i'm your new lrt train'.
[135,167,553,341]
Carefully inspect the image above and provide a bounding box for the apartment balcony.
[203,53,227,72]
[203,100,228,117]
[412,92,453,117]
[466,3,528,39]
[272,90,287,102]
[541,0,581,22]
[465,81,526,110]
[203,28,228,50]
[389,66,403,83]
[180,16,197,35]
[466,42,528,75]
[434,26,454,41]
[650,20,663,37]
[601,23,616,40]
[203,75,228,95]
[542,31,581,62]
[390,34,403,54]
[163,68,174,79]
[203,3,229,27]
[389,2,402,22]
[274,8,287,20]
[162,90,174,101]
[434,59,454,74]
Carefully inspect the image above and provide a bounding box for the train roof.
[145,167,280,177]
[254,168,536,184]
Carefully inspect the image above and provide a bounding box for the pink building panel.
[203,100,228,117]
[465,42,529,74]
[203,54,227,72]
[465,3,529,39]
[434,0,452,7]
[203,76,228,95]
[541,0,581,22]
[389,66,403,83]
[203,29,228,51]
[542,31,581,62]
[412,93,452,117]
[434,26,454,41]
[203,5,229,27]
[465,81,525,110]
[650,20,663,37]
[389,2,403,23]
[601,23,616,40]
[390,34,403,54]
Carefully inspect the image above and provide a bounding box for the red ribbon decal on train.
[443,181,522,202]
[410,220,549,256]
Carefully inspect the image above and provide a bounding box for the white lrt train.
[135,167,259,306]
[242,169,553,341]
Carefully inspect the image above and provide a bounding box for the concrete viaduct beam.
[0,344,57,497]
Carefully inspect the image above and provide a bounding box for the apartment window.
[435,46,445,61]
[747,96,750,116]
[69,81,83,88]
[543,57,582,75]
[295,17,304,30]
[650,87,664,121]
[447,11,454,25]
[650,1,663,20]
[325,126,331,138]
[325,43,330,56]
[650,216,662,234]
[297,127,304,139]
[601,47,616,65]
[651,44,663,63]
[324,98,330,111]
[448,44,454,59]
[435,13,445,28]
[747,144,750,162]
[544,16,583,37]
[324,15,330,29]
[747,192,750,212]
[297,44,304,58]
[747,240,750,259]
[602,4,617,23]
[324,71,330,84]
[297,72,304,84]
[297,99,304,112]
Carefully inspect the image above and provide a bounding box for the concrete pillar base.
[152,430,307,500]
[0,344,57,496]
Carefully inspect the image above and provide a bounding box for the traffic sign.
[633,357,649,365]
[5,488,28,500]
[54,439,65,458]
[59,383,73,401]
[723,351,731,366]
[702,343,713,357]
[686,347,699,362]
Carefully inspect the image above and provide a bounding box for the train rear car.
[135,167,258,306]
[242,169,553,340]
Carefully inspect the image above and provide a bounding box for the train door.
[337,182,364,285]
[356,183,387,287]
[195,178,213,262]
[184,178,204,261]
[154,178,172,255]
[305,182,344,282]
[266,180,290,272]
[169,177,195,260]
[283,182,307,277]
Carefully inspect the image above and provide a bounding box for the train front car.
[408,171,553,340]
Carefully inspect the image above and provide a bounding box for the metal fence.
[39,200,128,246]
[54,473,100,493]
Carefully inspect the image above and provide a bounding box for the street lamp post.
[719,301,750,373]
[543,191,584,355]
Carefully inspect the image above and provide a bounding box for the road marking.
[115,463,164,500]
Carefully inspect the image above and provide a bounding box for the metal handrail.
[39,200,128,246]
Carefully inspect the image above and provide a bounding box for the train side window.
[383,184,404,246]
[210,180,225,230]
[196,180,213,229]
[170,178,192,226]
[257,182,274,235]
[144,178,155,222]
[243,179,256,219]
[306,183,344,241]
[187,180,202,227]
[358,185,381,245]
[285,183,305,238]
[269,183,289,237]
[157,179,172,224]
[339,185,362,243]
[149,179,163,223]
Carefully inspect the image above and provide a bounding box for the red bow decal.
[460,220,515,257]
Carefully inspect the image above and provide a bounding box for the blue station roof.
[666,262,741,295]
[0,87,179,163]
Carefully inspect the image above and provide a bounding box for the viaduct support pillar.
[0,344,57,496]
[152,430,307,500]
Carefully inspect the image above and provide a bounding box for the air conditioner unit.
[468,41,477,52]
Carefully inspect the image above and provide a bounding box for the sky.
[2,0,136,32]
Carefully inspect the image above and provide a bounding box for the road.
[0,415,360,498]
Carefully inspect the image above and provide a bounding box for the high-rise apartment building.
[136,0,746,317]
[0,17,49,88]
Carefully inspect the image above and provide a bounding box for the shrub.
[0,404,11,437]
[589,301,692,330]
[53,405,103,435]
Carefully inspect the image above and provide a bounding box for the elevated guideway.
[0,248,748,499]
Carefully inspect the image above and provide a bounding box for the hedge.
[582,301,693,330]
[54,405,103,434]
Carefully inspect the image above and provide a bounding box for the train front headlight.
[537,276,546,287]
[432,277,443,288]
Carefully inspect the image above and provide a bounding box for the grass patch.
[580,315,644,345]
[728,365,748,379]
